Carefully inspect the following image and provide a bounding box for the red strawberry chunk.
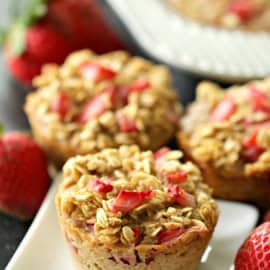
[111,190,154,213]
[229,0,256,21]
[210,98,237,123]
[130,79,151,92]
[80,62,116,82]
[163,170,188,184]
[168,184,196,207]
[242,130,259,148]
[154,148,170,169]
[154,148,170,160]
[88,178,113,194]
[242,130,265,163]
[133,227,141,244]
[117,79,150,105]
[76,86,116,124]
[210,98,237,122]
[86,223,94,232]
[51,94,72,120]
[118,86,131,105]
[235,222,270,270]
[242,146,264,163]
[157,229,185,245]
[248,87,270,116]
[242,145,265,163]
[117,114,138,133]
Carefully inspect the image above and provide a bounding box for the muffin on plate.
[169,0,270,31]
[56,145,218,270]
[178,78,270,206]
[25,50,181,167]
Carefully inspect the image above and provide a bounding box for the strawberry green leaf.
[9,23,27,56]
[7,0,48,55]
[0,124,4,136]
[20,0,48,26]
[0,28,7,47]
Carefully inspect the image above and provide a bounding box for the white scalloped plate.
[6,174,258,270]
[106,0,270,82]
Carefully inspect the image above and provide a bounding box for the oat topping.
[169,0,270,31]
[181,78,270,178]
[25,50,181,159]
[56,145,217,248]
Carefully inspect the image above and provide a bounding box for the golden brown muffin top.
[25,50,181,153]
[181,77,270,178]
[56,145,218,249]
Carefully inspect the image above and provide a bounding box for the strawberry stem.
[0,28,7,46]
[7,0,48,55]
[0,124,4,136]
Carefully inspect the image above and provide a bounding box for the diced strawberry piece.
[118,85,131,105]
[163,170,188,184]
[229,0,256,21]
[51,94,72,120]
[154,148,170,169]
[76,86,116,124]
[242,130,259,148]
[168,184,196,207]
[86,223,94,232]
[210,98,237,123]
[242,145,265,163]
[133,227,141,244]
[88,178,113,194]
[248,87,270,116]
[80,62,116,82]
[130,79,151,92]
[117,79,150,105]
[111,190,154,213]
[154,148,170,160]
[117,114,138,133]
[242,130,265,163]
[157,229,185,245]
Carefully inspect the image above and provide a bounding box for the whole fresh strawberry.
[0,128,50,220]
[234,222,270,270]
[48,0,127,53]
[1,0,126,86]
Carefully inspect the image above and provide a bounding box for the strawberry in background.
[0,126,51,220]
[1,0,127,86]
[234,222,270,270]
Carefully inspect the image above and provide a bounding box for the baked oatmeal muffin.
[56,145,218,270]
[178,78,270,206]
[169,0,270,31]
[25,50,181,167]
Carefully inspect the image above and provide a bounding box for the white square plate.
[6,175,259,270]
